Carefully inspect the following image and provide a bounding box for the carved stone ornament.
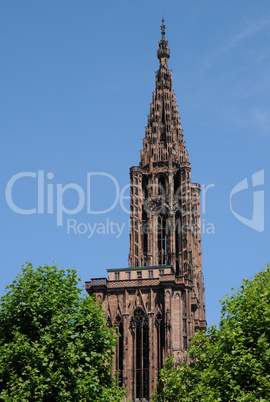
[114,314,122,327]
[130,307,148,331]
[173,199,182,213]
[144,196,168,214]
[154,311,163,328]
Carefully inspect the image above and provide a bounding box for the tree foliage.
[0,263,125,401]
[153,265,270,401]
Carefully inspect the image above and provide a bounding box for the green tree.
[153,265,270,401]
[0,263,125,402]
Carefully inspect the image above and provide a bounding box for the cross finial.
[161,17,166,40]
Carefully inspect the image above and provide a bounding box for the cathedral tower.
[86,20,206,401]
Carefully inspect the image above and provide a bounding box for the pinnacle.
[157,18,170,69]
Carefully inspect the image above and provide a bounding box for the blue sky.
[1,1,270,327]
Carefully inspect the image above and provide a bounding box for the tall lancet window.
[158,175,167,196]
[114,315,123,387]
[174,172,181,275]
[142,210,148,265]
[130,308,149,400]
[155,311,164,373]
[158,216,167,265]
[175,213,180,275]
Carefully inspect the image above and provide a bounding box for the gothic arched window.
[130,308,149,400]
[142,209,148,262]
[114,315,123,387]
[158,216,167,265]
[158,175,167,196]
[174,171,181,213]
[155,311,164,372]
[175,213,181,275]
[142,175,148,199]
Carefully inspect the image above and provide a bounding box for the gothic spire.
[139,20,189,168]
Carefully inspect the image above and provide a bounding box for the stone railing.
[85,278,107,289]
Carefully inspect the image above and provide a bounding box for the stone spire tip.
[161,17,166,40]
